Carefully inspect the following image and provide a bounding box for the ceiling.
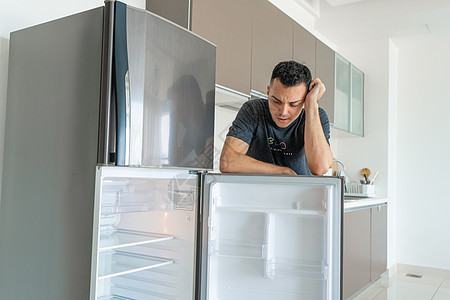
[312,0,450,45]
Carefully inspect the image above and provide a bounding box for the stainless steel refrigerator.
[0,1,343,299]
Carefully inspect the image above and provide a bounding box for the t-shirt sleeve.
[226,101,258,145]
[318,107,331,145]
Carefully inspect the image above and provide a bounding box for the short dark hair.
[270,60,312,88]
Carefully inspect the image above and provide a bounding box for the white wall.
[395,35,450,269]
[387,39,399,269]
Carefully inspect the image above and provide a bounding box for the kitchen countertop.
[343,197,387,212]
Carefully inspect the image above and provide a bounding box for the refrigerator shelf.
[98,251,173,280]
[101,203,163,215]
[214,206,326,216]
[110,285,177,300]
[98,296,133,300]
[99,230,174,251]
[264,258,327,280]
[209,239,266,259]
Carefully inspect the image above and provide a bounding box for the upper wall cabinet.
[293,24,316,78]
[191,0,252,95]
[147,0,365,136]
[351,65,364,136]
[336,55,364,136]
[146,0,190,29]
[316,41,364,136]
[147,0,252,95]
[334,53,351,132]
[251,0,293,95]
[315,39,335,125]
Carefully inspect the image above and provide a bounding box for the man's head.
[267,61,312,128]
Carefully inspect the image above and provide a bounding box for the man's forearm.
[220,148,295,175]
[304,105,332,175]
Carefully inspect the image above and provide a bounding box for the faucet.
[333,159,349,193]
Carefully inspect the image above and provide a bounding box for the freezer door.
[111,2,216,169]
[199,174,343,300]
[90,167,200,300]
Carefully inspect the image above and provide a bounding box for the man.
[220,60,332,175]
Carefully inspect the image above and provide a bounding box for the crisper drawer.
[200,174,342,300]
[91,167,199,300]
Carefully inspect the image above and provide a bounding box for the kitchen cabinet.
[316,41,364,136]
[334,54,365,135]
[147,0,253,95]
[147,0,365,130]
[351,65,364,136]
[343,204,387,299]
[251,0,293,94]
[334,53,351,132]
[315,39,335,125]
[293,24,316,77]
[371,205,387,279]
[343,208,371,299]
[146,0,190,29]
[191,0,252,95]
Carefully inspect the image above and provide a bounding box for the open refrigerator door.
[90,167,199,299]
[199,174,343,300]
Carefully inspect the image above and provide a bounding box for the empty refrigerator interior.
[202,175,342,300]
[91,167,199,299]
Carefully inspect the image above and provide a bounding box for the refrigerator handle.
[97,0,115,165]
[113,1,131,166]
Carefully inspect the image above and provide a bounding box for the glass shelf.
[98,296,132,300]
[101,203,159,215]
[264,258,327,280]
[98,251,173,280]
[209,239,266,259]
[99,230,174,251]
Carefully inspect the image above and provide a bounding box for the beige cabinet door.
[371,205,387,280]
[293,24,316,77]
[315,39,335,124]
[343,208,371,299]
[251,0,293,94]
[146,0,190,29]
[192,0,252,95]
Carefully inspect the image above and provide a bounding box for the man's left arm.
[304,78,333,175]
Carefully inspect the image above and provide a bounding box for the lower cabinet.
[371,205,388,280]
[343,205,387,299]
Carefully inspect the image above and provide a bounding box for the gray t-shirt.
[226,98,330,175]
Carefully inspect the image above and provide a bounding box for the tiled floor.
[352,270,450,300]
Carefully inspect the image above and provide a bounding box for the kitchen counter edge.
[344,198,387,212]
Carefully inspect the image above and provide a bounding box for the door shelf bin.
[209,239,266,259]
[99,230,174,251]
[264,258,327,280]
[98,251,173,280]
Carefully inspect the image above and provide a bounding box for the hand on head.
[305,78,326,108]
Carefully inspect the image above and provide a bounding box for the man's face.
[267,78,308,128]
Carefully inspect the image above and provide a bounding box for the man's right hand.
[220,136,297,175]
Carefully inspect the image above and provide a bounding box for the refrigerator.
[0,1,343,299]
